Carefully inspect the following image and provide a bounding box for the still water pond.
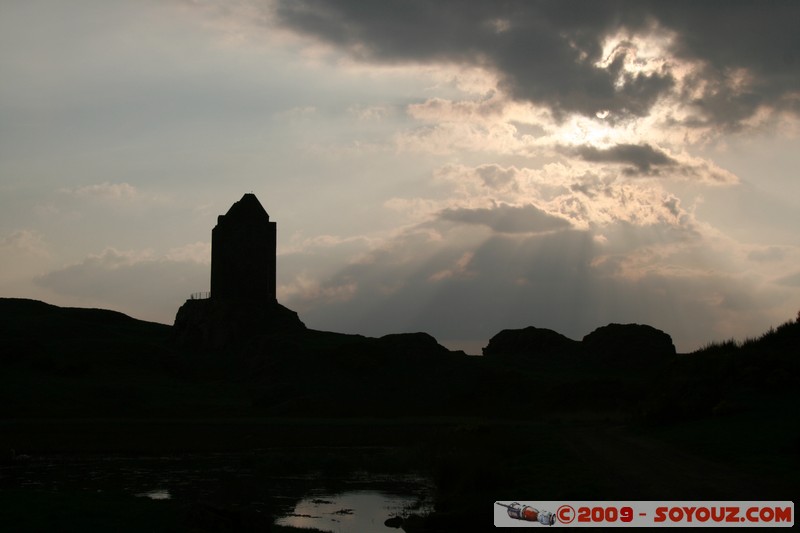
[1,450,435,530]
[277,489,433,532]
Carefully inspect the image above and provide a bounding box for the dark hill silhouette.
[648,317,800,423]
[0,297,468,417]
[2,296,797,423]
[2,297,798,529]
[322,331,453,360]
[1,297,170,366]
[1,297,169,337]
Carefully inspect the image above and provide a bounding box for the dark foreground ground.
[2,405,797,532]
[1,298,798,531]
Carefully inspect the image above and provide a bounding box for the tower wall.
[210,194,277,302]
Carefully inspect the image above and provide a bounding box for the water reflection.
[1,451,434,529]
[135,489,171,500]
[276,490,433,533]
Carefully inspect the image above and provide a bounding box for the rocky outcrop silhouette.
[582,323,675,365]
[173,298,306,350]
[482,326,580,358]
[482,322,675,367]
[371,332,454,358]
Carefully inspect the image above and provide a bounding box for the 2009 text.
[576,506,634,523]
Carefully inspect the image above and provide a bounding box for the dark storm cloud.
[274,0,800,126]
[439,204,571,234]
[274,0,663,118]
[573,143,677,175]
[650,0,800,128]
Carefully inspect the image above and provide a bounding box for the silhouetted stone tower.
[211,193,277,302]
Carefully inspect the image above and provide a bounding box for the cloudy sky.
[2,0,799,353]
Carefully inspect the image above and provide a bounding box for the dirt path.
[555,424,764,499]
